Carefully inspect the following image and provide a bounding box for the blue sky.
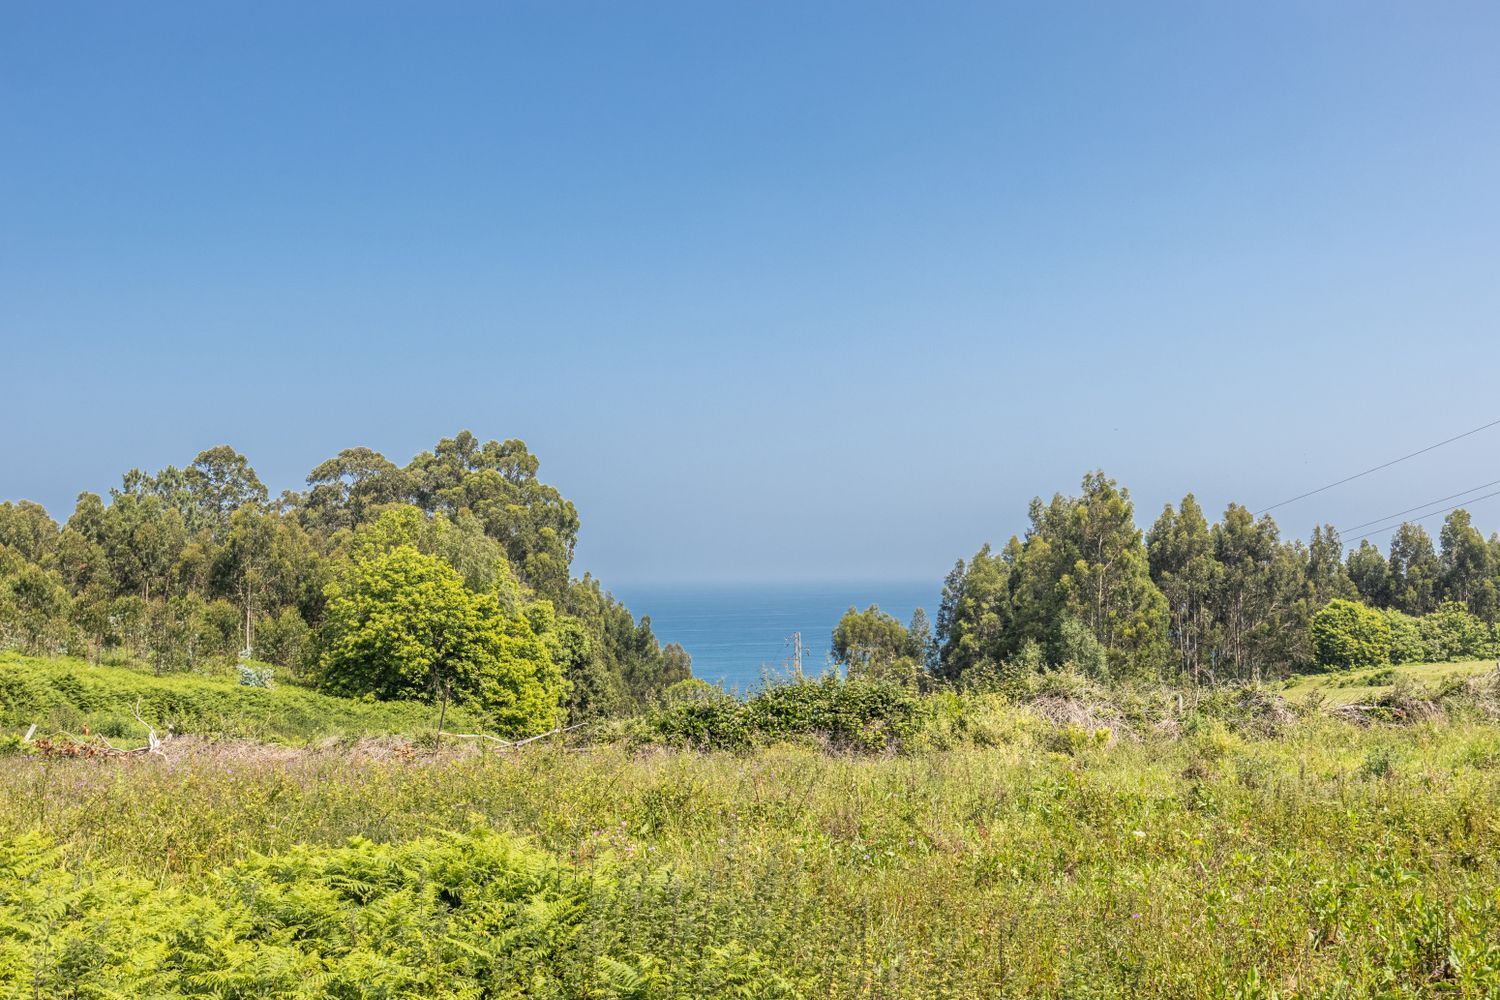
[3,2,1499,583]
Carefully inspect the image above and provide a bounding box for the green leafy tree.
[98,493,187,600]
[1147,495,1221,681]
[1027,472,1169,678]
[1309,599,1390,670]
[346,505,522,606]
[1439,510,1496,621]
[937,474,1169,682]
[0,501,59,566]
[211,507,323,657]
[0,549,71,654]
[1388,522,1441,616]
[1208,505,1306,681]
[302,446,411,531]
[256,607,315,675]
[934,547,1016,682]
[526,599,627,719]
[319,545,566,736]
[1306,525,1356,603]
[907,606,937,673]
[832,604,919,685]
[404,432,580,598]
[564,574,690,707]
[1346,540,1391,607]
[185,446,269,537]
[1382,608,1428,664]
[1417,601,1492,661]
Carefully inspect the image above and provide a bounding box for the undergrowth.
[3,657,1500,996]
[0,652,483,747]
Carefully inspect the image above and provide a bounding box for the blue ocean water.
[609,581,939,693]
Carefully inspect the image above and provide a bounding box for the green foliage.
[1389,523,1442,616]
[0,653,490,744]
[831,604,920,684]
[1148,494,1220,681]
[0,827,800,998]
[256,606,315,675]
[644,675,927,753]
[1348,539,1392,606]
[403,431,580,599]
[3,703,1500,996]
[0,500,59,565]
[0,432,686,723]
[1418,601,1494,662]
[564,574,690,709]
[319,545,566,736]
[938,472,1170,684]
[1055,613,1107,676]
[660,676,730,705]
[1310,599,1392,670]
[1384,608,1428,664]
[0,549,70,655]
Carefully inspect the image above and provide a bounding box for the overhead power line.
[1254,416,1500,516]
[1338,478,1500,535]
[1343,487,1500,543]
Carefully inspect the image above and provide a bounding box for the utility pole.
[786,631,805,679]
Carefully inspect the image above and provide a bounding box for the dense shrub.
[255,607,315,675]
[1384,608,1428,664]
[1310,599,1391,670]
[645,675,926,753]
[1418,601,1494,661]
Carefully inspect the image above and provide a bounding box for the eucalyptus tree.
[1147,494,1220,681]
[1346,540,1391,607]
[1439,509,1496,620]
[1388,523,1441,616]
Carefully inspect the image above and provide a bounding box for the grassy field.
[2,655,1499,997]
[1278,658,1499,706]
[0,652,487,748]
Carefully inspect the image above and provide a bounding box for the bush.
[1419,602,1493,661]
[1309,599,1390,670]
[254,607,314,675]
[1055,615,1107,678]
[645,675,927,753]
[1383,608,1428,664]
[236,662,274,688]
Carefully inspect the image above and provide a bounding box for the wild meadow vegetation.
[3,659,1500,997]
[5,439,1500,995]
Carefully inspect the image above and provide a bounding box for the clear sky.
[3,2,1499,584]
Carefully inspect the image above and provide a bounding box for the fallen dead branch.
[132,698,171,760]
[438,721,590,751]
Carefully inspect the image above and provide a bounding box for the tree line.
[0,432,689,731]
[831,472,1500,686]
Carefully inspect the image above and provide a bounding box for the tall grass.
[3,703,1498,996]
[0,652,484,746]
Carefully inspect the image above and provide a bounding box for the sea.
[608,580,939,693]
